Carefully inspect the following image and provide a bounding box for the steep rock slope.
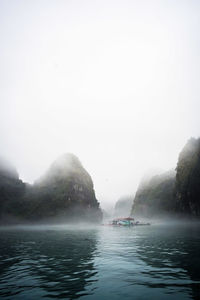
[175,138,200,216]
[0,154,102,223]
[114,195,133,217]
[131,170,176,217]
[24,153,102,222]
[0,158,25,222]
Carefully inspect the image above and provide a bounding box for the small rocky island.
[0,154,102,224]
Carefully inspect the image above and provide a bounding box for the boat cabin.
[111,217,135,226]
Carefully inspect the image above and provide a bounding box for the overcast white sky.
[0,0,200,209]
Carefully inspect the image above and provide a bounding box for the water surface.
[0,224,200,299]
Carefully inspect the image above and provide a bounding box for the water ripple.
[0,225,200,299]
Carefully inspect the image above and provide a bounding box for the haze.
[0,0,200,210]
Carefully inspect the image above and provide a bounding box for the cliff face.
[114,195,133,217]
[175,138,200,216]
[25,153,102,222]
[0,158,25,222]
[131,137,200,219]
[131,170,176,218]
[0,154,102,223]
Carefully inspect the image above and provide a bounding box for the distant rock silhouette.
[114,195,133,217]
[0,158,25,223]
[175,138,200,216]
[0,154,102,223]
[131,170,176,218]
[131,137,200,219]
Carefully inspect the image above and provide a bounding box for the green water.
[0,224,200,299]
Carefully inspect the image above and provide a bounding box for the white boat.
[106,217,150,226]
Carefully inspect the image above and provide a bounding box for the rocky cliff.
[131,170,176,217]
[0,154,102,223]
[114,195,133,217]
[0,158,25,222]
[175,138,200,216]
[131,137,200,219]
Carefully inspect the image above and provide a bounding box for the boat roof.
[113,217,134,221]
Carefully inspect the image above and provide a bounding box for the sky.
[0,0,200,210]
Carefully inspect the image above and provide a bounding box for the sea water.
[0,223,199,299]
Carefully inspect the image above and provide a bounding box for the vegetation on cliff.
[131,170,176,217]
[1,137,200,222]
[175,138,200,216]
[131,137,200,218]
[0,158,25,222]
[0,154,102,223]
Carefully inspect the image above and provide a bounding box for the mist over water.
[1,0,200,208]
[0,223,200,300]
[0,1,200,299]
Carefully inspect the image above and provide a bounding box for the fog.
[0,0,200,210]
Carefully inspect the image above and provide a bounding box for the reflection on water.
[0,224,200,300]
[134,225,200,300]
[0,227,98,299]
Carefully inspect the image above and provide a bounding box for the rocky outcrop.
[0,154,102,223]
[0,158,25,222]
[25,153,102,222]
[114,195,133,217]
[131,170,176,218]
[131,137,200,219]
[175,138,200,216]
